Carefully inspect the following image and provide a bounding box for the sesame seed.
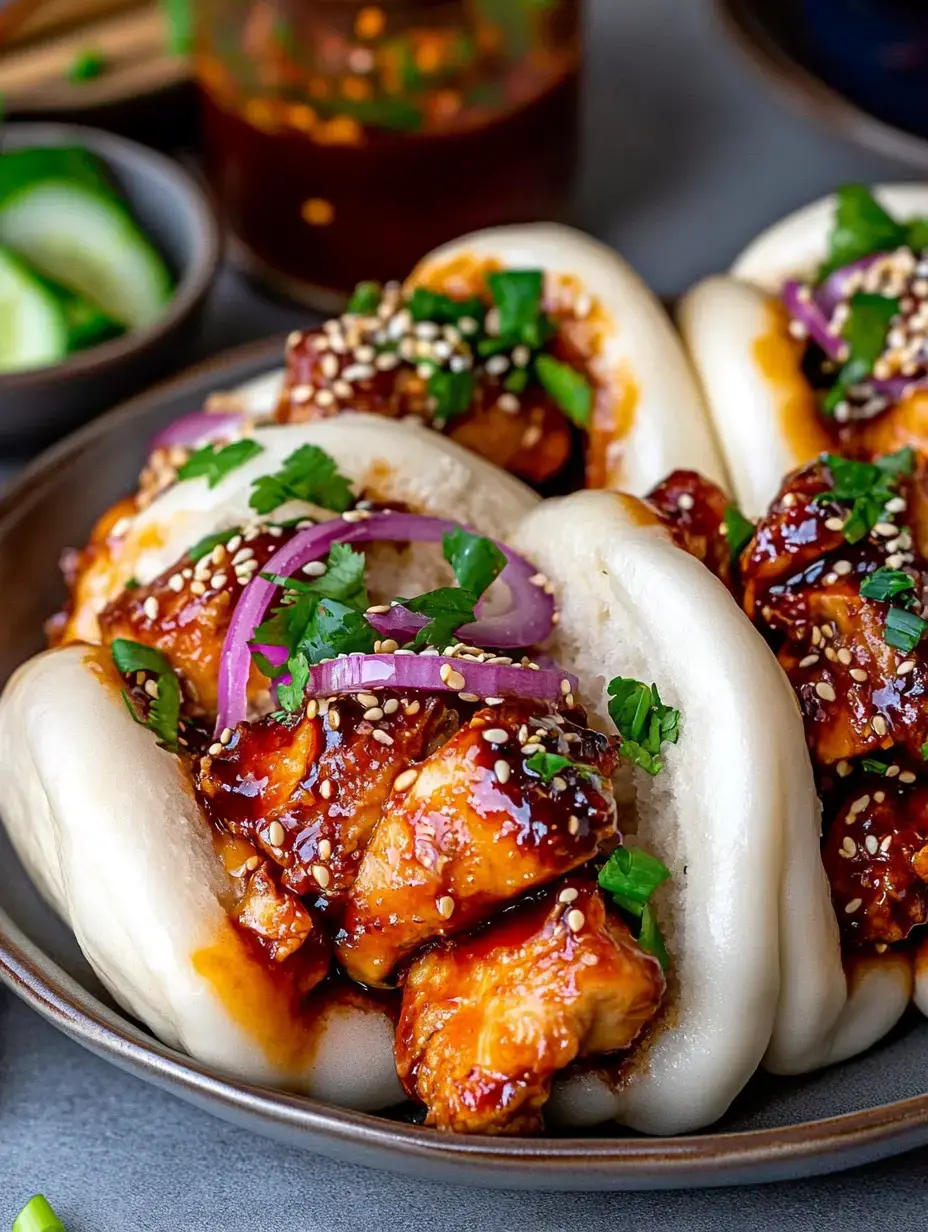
[845,898,863,914]
[551,775,568,792]
[568,815,580,835]
[842,836,857,857]
[900,770,917,784]
[208,742,223,756]
[379,638,399,654]
[144,679,159,698]
[436,895,455,919]
[677,493,695,511]
[328,708,341,730]
[811,627,822,646]
[560,678,572,696]
[341,509,372,523]
[886,764,900,778]
[320,353,339,378]
[319,778,333,800]
[318,838,332,860]
[872,715,888,736]
[824,572,838,586]
[405,701,421,716]
[837,760,853,777]
[850,668,869,682]
[211,572,228,589]
[266,821,285,848]
[566,909,585,933]
[837,648,853,665]
[494,759,511,784]
[874,791,885,803]
[849,794,870,816]
[485,355,509,376]
[190,580,206,596]
[815,682,836,702]
[521,742,543,755]
[833,560,853,576]
[886,496,907,514]
[897,659,916,675]
[111,516,133,538]
[873,522,897,537]
[822,624,835,639]
[482,727,509,744]
[315,389,336,408]
[559,887,579,904]
[383,698,399,715]
[497,393,520,414]
[356,692,379,707]
[825,517,845,532]
[825,647,837,662]
[394,768,419,792]
[313,864,331,889]
[373,729,394,746]
[363,706,384,721]
[881,835,893,852]
[865,835,879,855]
[143,596,160,621]
[168,573,184,592]
[219,727,233,745]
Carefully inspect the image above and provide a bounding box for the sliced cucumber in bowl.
[0,246,69,374]
[0,177,174,331]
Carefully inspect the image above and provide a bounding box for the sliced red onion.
[150,410,246,454]
[304,652,577,703]
[782,280,846,361]
[815,254,881,316]
[216,511,556,733]
[868,375,928,401]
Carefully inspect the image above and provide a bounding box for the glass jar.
[194,0,584,308]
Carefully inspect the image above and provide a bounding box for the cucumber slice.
[0,179,174,329]
[38,272,124,352]
[0,246,68,373]
[0,146,116,209]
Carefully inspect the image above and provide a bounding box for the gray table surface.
[2,0,926,1226]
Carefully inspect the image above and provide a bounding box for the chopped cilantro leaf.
[816,449,914,544]
[443,527,506,598]
[884,605,927,652]
[922,742,928,761]
[598,846,671,970]
[723,504,755,564]
[346,281,382,315]
[188,528,239,562]
[862,758,889,775]
[301,599,377,662]
[408,287,485,327]
[177,438,264,488]
[524,750,598,783]
[907,218,928,251]
[249,444,354,514]
[429,368,475,424]
[111,638,181,751]
[505,368,530,394]
[819,185,908,281]
[606,677,679,776]
[822,293,899,416]
[276,652,311,714]
[535,354,593,428]
[404,586,478,648]
[860,567,916,603]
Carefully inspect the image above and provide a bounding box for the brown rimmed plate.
[2,336,928,1190]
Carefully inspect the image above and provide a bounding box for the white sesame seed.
[568,815,580,835]
[825,517,845,532]
[319,778,333,800]
[900,770,917,784]
[144,679,159,698]
[873,522,897,537]
[266,821,285,848]
[373,729,394,746]
[111,516,133,538]
[168,573,184,592]
[874,790,885,803]
[677,493,695,511]
[482,727,509,744]
[190,580,206,596]
[559,887,580,904]
[845,898,863,914]
[551,775,568,792]
[219,727,233,745]
[394,768,419,792]
[379,638,399,654]
[356,692,379,707]
[881,835,893,852]
[143,596,160,621]
[837,760,853,777]
[850,668,869,683]
[485,355,509,376]
[815,681,837,702]
[208,742,223,756]
[836,648,853,665]
[566,909,585,933]
[437,895,455,919]
[865,835,879,855]
[811,627,822,646]
[497,393,520,413]
[382,698,399,715]
[842,836,857,857]
[825,647,838,662]
[872,715,888,736]
[849,795,870,816]
[211,572,228,589]
[886,496,907,514]
[328,708,341,730]
[405,700,421,716]
[305,699,318,719]
[363,706,384,721]
[833,560,853,576]
[318,838,332,860]
[313,864,331,889]
[494,759,511,784]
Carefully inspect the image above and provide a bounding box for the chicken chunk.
[197,693,457,902]
[336,701,618,985]
[235,860,329,970]
[98,527,289,715]
[645,469,734,589]
[822,779,928,946]
[395,874,665,1134]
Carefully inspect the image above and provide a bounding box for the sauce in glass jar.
[195,0,583,307]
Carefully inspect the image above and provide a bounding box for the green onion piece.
[723,504,754,564]
[12,1195,65,1232]
[68,49,106,82]
[638,903,670,970]
[884,606,928,652]
[598,846,671,914]
[486,269,545,345]
[428,368,475,425]
[524,750,598,783]
[535,354,593,428]
[861,758,888,775]
[346,281,382,315]
[860,567,916,603]
[161,0,193,54]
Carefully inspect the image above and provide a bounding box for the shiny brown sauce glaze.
[743,456,928,947]
[395,872,664,1134]
[645,469,733,589]
[336,699,618,986]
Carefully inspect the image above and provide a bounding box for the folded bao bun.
[67,414,539,644]
[408,223,730,496]
[510,490,820,1132]
[678,185,928,517]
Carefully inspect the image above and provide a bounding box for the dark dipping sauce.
[199,71,579,300]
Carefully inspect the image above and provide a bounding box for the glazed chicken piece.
[741,459,928,766]
[336,701,618,986]
[822,779,928,946]
[395,874,665,1134]
[645,469,734,589]
[198,692,457,902]
[97,527,290,714]
[235,859,331,976]
[277,325,571,486]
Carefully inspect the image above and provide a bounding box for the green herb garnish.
[68,49,106,82]
[442,527,506,597]
[815,448,914,544]
[346,281,382,315]
[249,444,354,514]
[487,269,547,346]
[822,292,899,416]
[177,439,264,489]
[400,529,505,648]
[860,567,916,603]
[428,368,475,425]
[524,750,598,783]
[606,677,680,776]
[111,638,181,751]
[723,504,755,564]
[819,185,911,280]
[409,288,485,327]
[535,354,593,428]
[862,758,888,775]
[598,846,672,970]
[922,742,928,761]
[884,605,927,653]
[12,1194,66,1232]
[187,528,239,562]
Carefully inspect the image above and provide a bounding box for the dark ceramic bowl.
[716,0,928,169]
[2,338,928,1189]
[0,122,220,451]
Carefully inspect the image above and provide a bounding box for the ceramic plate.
[2,336,928,1190]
